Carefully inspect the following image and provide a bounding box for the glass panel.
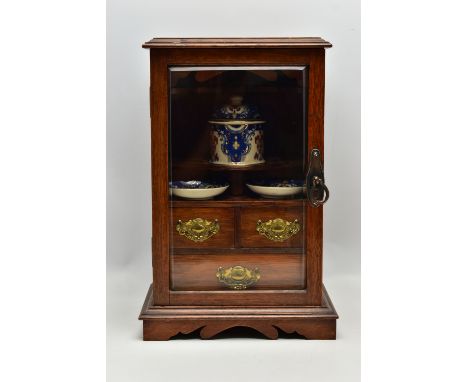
[168,66,307,292]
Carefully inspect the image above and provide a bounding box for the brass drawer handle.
[216,265,260,290]
[176,218,220,242]
[256,218,301,242]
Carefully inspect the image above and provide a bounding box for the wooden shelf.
[170,194,306,208]
[171,158,303,173]
[170,87,304,95]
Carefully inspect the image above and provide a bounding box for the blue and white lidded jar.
[209,96,265,166]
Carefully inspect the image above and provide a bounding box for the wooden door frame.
[149,48,325,306]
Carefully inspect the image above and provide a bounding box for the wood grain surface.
[143,37,332,49]
[139,284,338,340]
[171,253,305,290]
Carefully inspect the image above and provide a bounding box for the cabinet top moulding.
[142,37,332,49]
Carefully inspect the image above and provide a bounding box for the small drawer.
[171,207,235,248]
[171,253,305,291]
[239,207,304,248]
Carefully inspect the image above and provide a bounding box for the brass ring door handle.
[176,218,220,242]
[309,176,329,207]
[256,218,301,242]
[216,265,260,290]
[306,148,330,207]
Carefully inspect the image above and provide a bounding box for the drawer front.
[239,207,304,248]
[171,253,305,291]
[172,207,235,248]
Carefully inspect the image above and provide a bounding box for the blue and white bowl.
[169,180,229,200]
[246,179,305,198]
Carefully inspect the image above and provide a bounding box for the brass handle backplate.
[256,218,301,242]
[216,265,260,290]
[176,218,220,242]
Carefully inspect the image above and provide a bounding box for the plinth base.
[139,285,338,340]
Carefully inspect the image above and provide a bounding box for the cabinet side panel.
[151,49,170,304]
[306,49,325,305]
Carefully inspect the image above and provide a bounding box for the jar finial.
[230,95,243,106]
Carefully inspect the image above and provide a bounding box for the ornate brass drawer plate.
[256,218,301,242]
[216,265,261,290]
[176,218,220,242]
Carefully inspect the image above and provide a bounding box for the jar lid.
[212,96,262,121]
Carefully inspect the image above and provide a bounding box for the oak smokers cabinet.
[139,38,338,340]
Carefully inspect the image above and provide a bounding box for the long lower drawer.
[171,253,306,291]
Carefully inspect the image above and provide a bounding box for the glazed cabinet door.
[151,48,325,306]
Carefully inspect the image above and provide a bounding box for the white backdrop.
[107,1,360,381]
[3,0,467,380]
